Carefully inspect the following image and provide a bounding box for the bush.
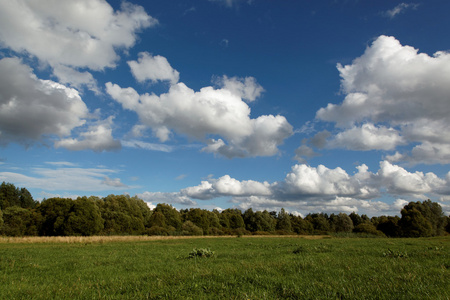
[188,248,215,258]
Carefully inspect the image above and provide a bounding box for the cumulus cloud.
[0,57,88,145]
[170,160,450,215]
[215,75,264,102]
[0,0,156,70]
[328,123,405,151]
[106,81,293,158]
[52,65,100,94]
[128,52,180,84]
[316,35,450,164]
[55,117,121,152]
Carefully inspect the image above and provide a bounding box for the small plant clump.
[188,248,215,258]
[383,248,408,258]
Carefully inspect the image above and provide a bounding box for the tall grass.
[0,236,448,299]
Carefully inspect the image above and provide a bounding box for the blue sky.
[1,0,450,216]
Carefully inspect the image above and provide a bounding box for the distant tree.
[276,208,292,232]
[305,213,330,234]
[374,216,401,237]
[291,215,313,234]
[181,220,203,236]
[39,197,74,236]
[0,209,3,229]
[148,211,166,228]
[0,182,37,210]
[221,209,245,229]
[334,213,354,233]
[1,206,37,236]
[184,208,210,231]
[65,197,104,236]
[399,206,433,237]
[353,223,385,236]
[399,200,446,237]
[100,195,148,235]
[154,203,182,230]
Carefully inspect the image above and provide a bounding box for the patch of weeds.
[188,248,215,259]
[428,246,444,251]
[383,248,408,258]
[293,246,307,254]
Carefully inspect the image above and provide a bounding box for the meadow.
[0,235,448,299]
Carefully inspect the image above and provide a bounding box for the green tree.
[221,209,245,229]
[181,220,203,236]
[374,216,401,237]
[1,206,36,236]
[305,213,330,234]
[0,209,3,229]
[399,200,446,237]
[334,213,354,233]
[291,215,313,234]
[39,197,74,236]
[100,195,148,235]
[66,197,104,236]
[399,206,433,237]
[0,182,19,209]
[154,204,182,230]
[276,208,292,232]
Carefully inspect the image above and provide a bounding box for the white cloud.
[121,140,173,152]
[182,175,272,200]
[0,0,156,70]
[137,191,196,206]
[385,3,419,18]
[0,166,128,192]
[316,35,450,164]
[293,145,320,163]
[128,52,180,84]
[55,117,121,152]
[328,123,405,151]
[215,75,264,102]
[0,57,88,145]
[170,160,450,215]
[102,176,128,188]
[52,65,99,94]
[106,81,293,158]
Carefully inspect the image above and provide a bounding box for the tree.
[375,216,401,237]
[305,213,330,234]
[221,209,245,229]
[0,209,3,229]
[291,215,313,234]
[39,197,74,236]
[0,182,37,210]
[399,200,446,237]
[333,213,354,233]
[66,197,104,236]
[181,220,203,236]
[276,208,292,232]
[154,203,181,230]
[399,206,433,237]
[1,206,35,236]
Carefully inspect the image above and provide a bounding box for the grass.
[0,236,448,299]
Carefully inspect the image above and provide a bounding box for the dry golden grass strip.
[0,235,329,244]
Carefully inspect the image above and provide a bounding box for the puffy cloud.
[106,81,293,158]
[182,175,272,200]
[316,35,450,164]
[215,75,264,102]
[293,145,320,163]
[0,57,88,145]
[328,123,405,151]
[377,161,446,196]
[128,52,180,84]
[52,65,99,94]
[55,117,121,152]
[173,160,450,215]
[0,0,156,70]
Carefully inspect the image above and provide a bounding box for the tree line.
[1,182,449,237]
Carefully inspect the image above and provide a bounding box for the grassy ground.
[0,236,448,299]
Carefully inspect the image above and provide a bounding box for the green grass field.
[0,236,448,299]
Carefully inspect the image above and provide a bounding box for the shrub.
[188,248,215,258]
